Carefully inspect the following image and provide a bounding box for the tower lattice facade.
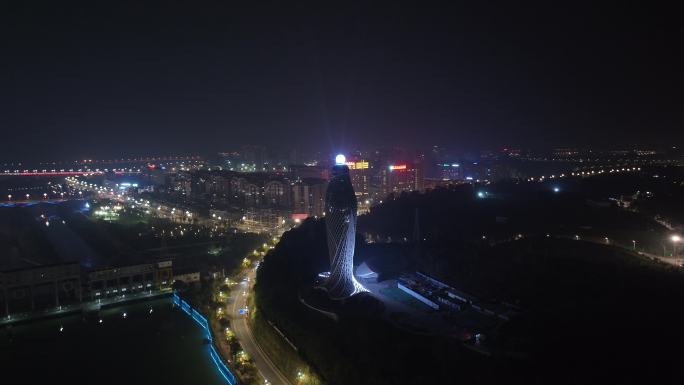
[324,164,367,299]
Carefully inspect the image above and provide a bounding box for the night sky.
[2,1,682,160]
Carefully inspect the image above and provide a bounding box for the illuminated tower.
[323,154,368,299]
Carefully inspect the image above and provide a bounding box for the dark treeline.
[255,219,518,385]
[256,176,684,384]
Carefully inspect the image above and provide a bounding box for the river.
[0,297,226,385]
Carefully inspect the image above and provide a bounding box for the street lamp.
[7,194,11,201]
[632,240,636,250]
[672,235,682,257]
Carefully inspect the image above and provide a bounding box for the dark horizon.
[2,2,683,161]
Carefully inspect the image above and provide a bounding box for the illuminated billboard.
[345,161,369,170]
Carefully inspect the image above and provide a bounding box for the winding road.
[229,268,292,385]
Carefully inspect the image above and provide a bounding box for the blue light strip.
[173,292,236,385]
[209,345,237,385]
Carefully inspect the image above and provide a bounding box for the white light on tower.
[335,154,346,165]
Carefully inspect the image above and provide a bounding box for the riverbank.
[173,292,238,385]
[1,297,227,385]
[1,289,172,327]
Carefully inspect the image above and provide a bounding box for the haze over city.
[2,1,683,161]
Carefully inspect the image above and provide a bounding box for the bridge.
[1,170,141,177]
[0,198,80,207]
[2,171,104,177]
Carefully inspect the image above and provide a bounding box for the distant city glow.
[335,154,346,165]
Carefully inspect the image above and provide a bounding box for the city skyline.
[1,143,680,166]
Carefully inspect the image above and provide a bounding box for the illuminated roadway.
[65,176,295,384]
[229,268,292,385]
[64,178,216,227]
